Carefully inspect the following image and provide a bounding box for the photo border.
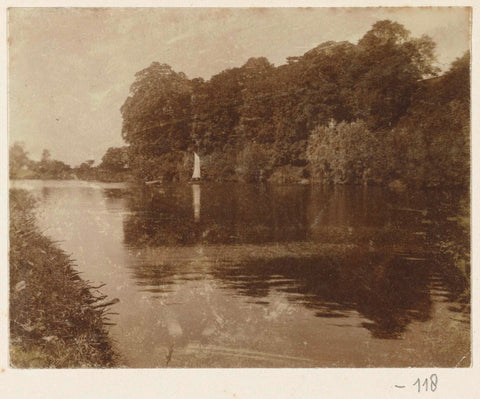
[1,1,477,398]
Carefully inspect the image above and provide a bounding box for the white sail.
[192,152,201,179]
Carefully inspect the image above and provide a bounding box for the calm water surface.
[11,180,470,367]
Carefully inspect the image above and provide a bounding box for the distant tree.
[36,148,52,175]
[43,160,72,179]
[27,148,72,179]
[79,160,95,170]
[9,142,30,174]
[99,147,129,173]
[41,149,51,163]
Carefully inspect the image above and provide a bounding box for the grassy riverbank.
[9,189,118,368]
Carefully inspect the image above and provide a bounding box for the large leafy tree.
[351,20,438,129]
[120,62,192,180]
[237,57,276,145]
[395,51,470,187]
[269,41,357,167]
[191,66,245,154]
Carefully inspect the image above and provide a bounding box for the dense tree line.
[12,20,469,188]
[74,146,130,182]
[9,143,72,180]
[9,143,130,182]
[309,50,469,188]
[120,19,470,187]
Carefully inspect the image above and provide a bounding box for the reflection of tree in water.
[102,187,129,199]
[422,189,470,303]
[119,183,469,338]
[123,185,197,246]
[210,250,467,339]
[122,184,460,248]
[123,184,310,246]
[354,253,433,338]
[129,261,208,296]
[131,263,177,294]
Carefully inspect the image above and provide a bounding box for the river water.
[10,180,470,367]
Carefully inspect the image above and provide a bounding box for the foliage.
[9,189,117,367]
[118,20,468,188]
[32,157,72,180]
[99,146,129,173]
[41,149,51,162]
[121,62,192,180]
[9,143,73,180]
[307,121,382,184]
[201,148,237,181]
[235,143,271,182]
[352,21,439,129]
[74,155,132,183]
[307,49,469,188]
[394,51,470,187]
[9,142,30,177]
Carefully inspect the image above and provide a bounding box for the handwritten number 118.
[413,374,438,392]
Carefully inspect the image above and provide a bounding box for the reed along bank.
[9,189,118,367]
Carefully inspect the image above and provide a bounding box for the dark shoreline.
[9,189,118,368]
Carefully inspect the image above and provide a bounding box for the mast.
[192,152,201,180]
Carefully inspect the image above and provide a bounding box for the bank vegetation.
[9,189,118,367]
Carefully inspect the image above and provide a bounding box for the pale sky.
[8,7,470,167]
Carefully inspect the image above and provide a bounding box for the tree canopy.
[119,20,469,187]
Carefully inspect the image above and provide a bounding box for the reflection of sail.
[192,152,201,180]
[192,184,201,222]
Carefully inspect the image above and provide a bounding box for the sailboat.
[192,152,201,182]
[191,152,201,221]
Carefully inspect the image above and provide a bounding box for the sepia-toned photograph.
[8,7,471,370]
